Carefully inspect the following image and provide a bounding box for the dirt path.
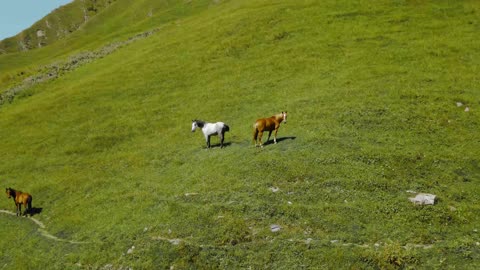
[0,209,90,244]
[2,209,437,249]
[151,235,435,250]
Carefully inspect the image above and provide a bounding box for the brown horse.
[253,111,287,147]
[5,187,32,216]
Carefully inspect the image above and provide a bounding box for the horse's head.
[191,120,205,132]
[6,188,13,198]
[282,111,287,123]
[191,120,198,132]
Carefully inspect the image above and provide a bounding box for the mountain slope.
[0,0,217,91]
[1,0,479,268]
[0,0,116,54]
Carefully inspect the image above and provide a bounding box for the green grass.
[0,0,115,54]
[1,0,480,268]
[0,0,214,90]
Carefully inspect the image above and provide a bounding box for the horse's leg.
[258,131,264,147]
[273,128,279,144]
[219,132,224,148]
[203,133,209,148]
[17,203,21,216]
[267,131,272,143]
[28,197,32,216]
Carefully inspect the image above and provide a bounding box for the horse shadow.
[29,207,43,216]
[264,136,296,146]
[207,142,232,149]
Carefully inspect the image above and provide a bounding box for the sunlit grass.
[0,0,479,268]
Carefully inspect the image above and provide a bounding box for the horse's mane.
[193,120,205,128]
[272,113,283,119]
[6,187,16,197]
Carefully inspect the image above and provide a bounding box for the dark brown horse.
[5,187,32,216]
[253,111,287,147]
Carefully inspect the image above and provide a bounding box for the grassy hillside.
[0,0,216,93]
[0,0,116,54]
[1,0,480,269]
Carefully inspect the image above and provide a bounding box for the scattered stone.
[465,107,470,112]
[270,224,281,232]
[409,193,436,205]
[127,246,135,254]
[36,30,45,38]
[305,238,313,245]
[330,240,339,244]
[151,236,182,245]
[269,187,279,193]
[456,102,464,107]
[103,264,113,270]
[169,239,181,245]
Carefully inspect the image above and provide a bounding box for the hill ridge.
[0,0,117,54]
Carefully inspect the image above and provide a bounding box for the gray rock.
[269,187,280,193]
[270,224,281,232]
[409,193,436,205]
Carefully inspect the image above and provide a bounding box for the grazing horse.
[5,187,32,216]
[192,120,230,148]
[253,111,287,147]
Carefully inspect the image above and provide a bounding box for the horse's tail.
[253,123,259,142]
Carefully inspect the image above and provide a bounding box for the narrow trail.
[1,209,438,249]
[151,235,436,250]
[0,209,90,244]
